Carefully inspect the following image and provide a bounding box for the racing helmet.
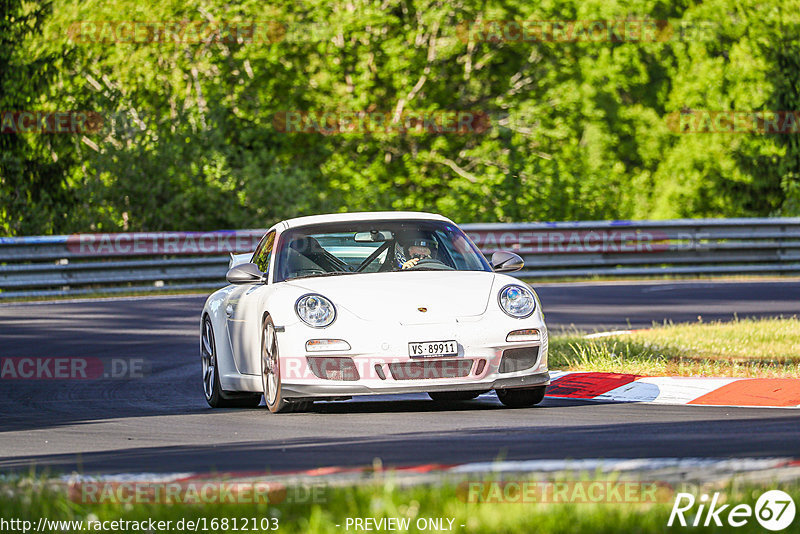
[397,232,438,260]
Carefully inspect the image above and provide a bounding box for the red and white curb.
[58,457,800,486]
[569,328,800,408]
[547,371,800,408]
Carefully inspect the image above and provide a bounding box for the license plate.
[408,340,458,358]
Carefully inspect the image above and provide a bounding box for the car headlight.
[295,294,336,328]
[498,285,536,318]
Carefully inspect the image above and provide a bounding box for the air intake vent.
[306,357,360,381]
[389,360,473,380]
[499,346,540,373]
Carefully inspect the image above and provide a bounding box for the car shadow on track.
[3,413,800,476]
[304,395,604,414]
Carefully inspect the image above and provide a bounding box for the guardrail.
[1,218,799,299]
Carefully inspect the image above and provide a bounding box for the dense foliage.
[1,0,799,234]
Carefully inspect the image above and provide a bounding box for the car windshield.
[274,219,491,282]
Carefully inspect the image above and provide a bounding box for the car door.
[226,231,274,376]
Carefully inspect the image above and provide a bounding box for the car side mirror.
[229,251,253,269]
[226,262,266,284]
[491,251,524,273]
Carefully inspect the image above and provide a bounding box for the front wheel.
[496,386,546,408]
[261,316,310,413]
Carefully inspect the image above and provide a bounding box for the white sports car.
[200,211,549,413]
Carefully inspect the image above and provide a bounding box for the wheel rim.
[262,322,278,405]
[201,318,215,400]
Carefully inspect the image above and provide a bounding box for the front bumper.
[281,369,550,398]
[275,309,550,400]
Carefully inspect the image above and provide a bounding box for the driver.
[399,237,438,269]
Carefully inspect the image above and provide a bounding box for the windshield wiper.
[290,271,357,280]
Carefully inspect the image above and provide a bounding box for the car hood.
[283,270,497,323]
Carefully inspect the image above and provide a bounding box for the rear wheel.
[496,386,546,408]
[261,315,310,413]
[201,316,261,408]
[428,390,486,402]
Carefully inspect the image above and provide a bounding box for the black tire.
[261,315,311,413]
[202,316,261,408]
[290,401,314,412]
[428,390,486,402]
[496,386,546,408]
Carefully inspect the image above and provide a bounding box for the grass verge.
[1,476,797,533]
[549,316,800,378]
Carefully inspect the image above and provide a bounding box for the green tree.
[0,0,83,235]
[3,0,799,234]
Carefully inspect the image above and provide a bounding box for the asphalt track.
[1,279,799,475]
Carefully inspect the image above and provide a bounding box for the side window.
[252,232,276,275]
[438,231,475,270]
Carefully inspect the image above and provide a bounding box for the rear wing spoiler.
[229,252,253,269]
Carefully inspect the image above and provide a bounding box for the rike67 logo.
[668,490,796,530]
